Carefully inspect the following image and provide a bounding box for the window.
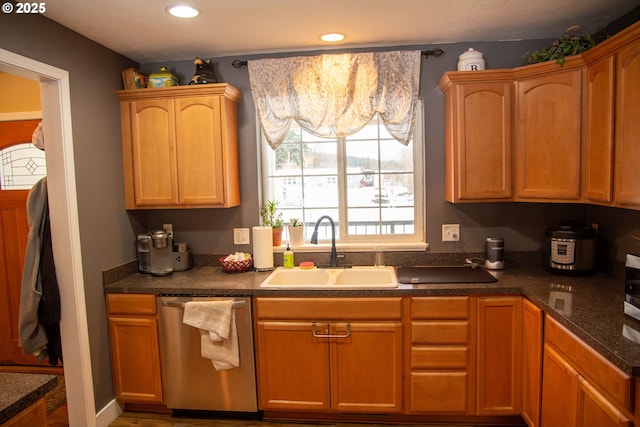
[0,142,46,189]
[260,101,424,247]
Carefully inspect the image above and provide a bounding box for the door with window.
[0,119,48,365]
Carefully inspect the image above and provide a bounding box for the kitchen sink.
[259,267,331,286]
[259,266,398,289]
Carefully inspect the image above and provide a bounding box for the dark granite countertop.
[0,373,57,424]
[104,264,640,376]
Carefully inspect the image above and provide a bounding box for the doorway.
[0,118,55,367]
[0,48,97,426]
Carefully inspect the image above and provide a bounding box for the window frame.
[258,101,426,251]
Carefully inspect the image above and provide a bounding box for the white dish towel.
[182,300,239,371]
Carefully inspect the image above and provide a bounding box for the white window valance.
[248,50,421,149]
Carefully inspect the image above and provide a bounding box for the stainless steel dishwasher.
[157,296,258,412]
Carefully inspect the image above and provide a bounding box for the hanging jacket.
[18,177,62,364]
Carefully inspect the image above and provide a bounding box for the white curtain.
[248,50,421,149]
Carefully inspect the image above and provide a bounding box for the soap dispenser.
[283,243,294,268]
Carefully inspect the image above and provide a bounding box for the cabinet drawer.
[106,293,157,316]
[255,297,402,320]
[411,346,468,369]
[545,316,632,411]
[411,296,469,319]
[410,371,469,413]
[412,321,469,344]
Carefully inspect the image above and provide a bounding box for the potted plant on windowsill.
[288,218,304,246]
[260,200,284,246]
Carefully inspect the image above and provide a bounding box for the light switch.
[234,228,250,245]
[442,224,460,242]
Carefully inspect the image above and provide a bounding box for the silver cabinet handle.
[311,321,351,338]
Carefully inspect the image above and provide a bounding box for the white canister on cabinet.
[457,48,485,71]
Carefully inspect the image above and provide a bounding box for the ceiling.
[42,0,639,63]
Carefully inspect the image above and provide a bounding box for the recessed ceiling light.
[167,5,199,18]
[320,33,346,43]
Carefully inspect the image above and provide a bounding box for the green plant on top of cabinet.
[117,84,241,209]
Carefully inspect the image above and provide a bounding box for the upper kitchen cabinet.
[583,22,640,209]
[439,20,640,210]
[613,35,640,208]
[438,74,513,202]
[583,55,615,204]
[117,84,241,209]
[514,68,582,201]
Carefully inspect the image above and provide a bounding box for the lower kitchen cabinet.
[254,297,403,414]
[408,296,475,414]
[476,296,522,415]
[521,298,543,427]
[541,344,579,427]
[106,293,163,404]
[541,316,633,427]
[577,376,632,427]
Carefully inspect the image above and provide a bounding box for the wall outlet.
[162,223,173,239]
[234,228,250,245]
[442,224,460,242]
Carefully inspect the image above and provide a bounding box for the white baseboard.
[95,399,123,427]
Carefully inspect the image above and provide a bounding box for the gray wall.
[0,12,138,409]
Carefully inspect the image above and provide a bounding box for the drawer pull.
[312,321,351,338]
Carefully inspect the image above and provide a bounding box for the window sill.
[273,242,428,253]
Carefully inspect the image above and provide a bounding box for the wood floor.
[46,403,69,427]
[108,412,496,427]
[47,406,518,427]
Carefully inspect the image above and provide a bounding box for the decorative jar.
[148,66,179,87]
[457,48,485,71]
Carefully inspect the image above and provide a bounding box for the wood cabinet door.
[445,81,512,202]
[255,321,330,411]
[330,321,403,413]
[515,70,582,201]
[541,344,578,427]
[107,315,163,403]
[174,96,225,206]
[576,376,632,427]
[614,38,640,208]
[128,98,179,207]
[521,299,543,427]
[476,296,522,415]
[584,55,615,204]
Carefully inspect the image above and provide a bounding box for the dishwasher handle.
[160,299,246,309]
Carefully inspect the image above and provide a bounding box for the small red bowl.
[219,256,253,273]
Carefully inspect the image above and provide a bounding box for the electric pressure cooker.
[542,221,597,275]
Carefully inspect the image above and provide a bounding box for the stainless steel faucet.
[310,215,338,267]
